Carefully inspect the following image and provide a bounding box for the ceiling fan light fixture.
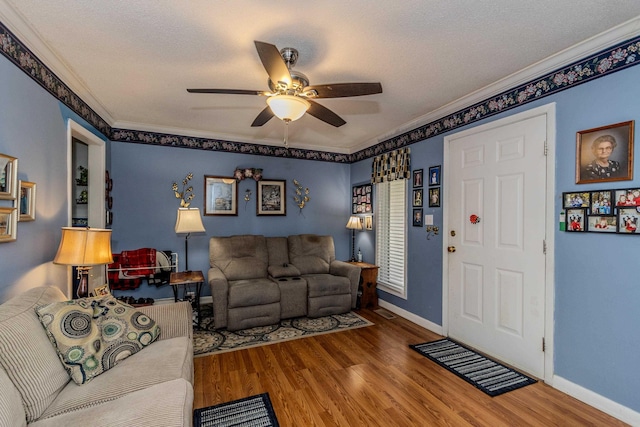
[267,94,310,122]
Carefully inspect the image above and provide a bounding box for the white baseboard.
[377,300,444,336]
[552,375,639,426]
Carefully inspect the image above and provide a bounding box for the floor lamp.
[345,215,363,262]
[53,227,113,298]
[175,207,206,272]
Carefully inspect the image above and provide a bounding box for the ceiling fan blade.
[306,100,346,127]
[254,41,292,88]
[303,82,382,98]
[187,88,268,95]
[251,106,275,127]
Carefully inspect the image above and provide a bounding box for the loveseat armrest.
[137,302,192,340]
[208,266,230,330]
[330,260,362,308]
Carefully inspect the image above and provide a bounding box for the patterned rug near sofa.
[194,306,373,357]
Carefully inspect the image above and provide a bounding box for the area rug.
[194,393,279,427]
[410,338,537,397]
[194,306,373,357]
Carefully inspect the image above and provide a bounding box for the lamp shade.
[266,95,310,122]
[175,208,206,234]
[345,215,363,230]
[53,227,113,266]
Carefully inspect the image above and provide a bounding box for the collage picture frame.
[563,187,640,234]
[352,183,373,214]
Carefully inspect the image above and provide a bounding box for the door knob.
[448,246,456,253]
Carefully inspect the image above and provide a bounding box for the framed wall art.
[412,189,423,207]
[0,153,18,200]
[413,169,423,188]
[19,181,36,222]
[563,192,590,209]
[352,183,373,214]
[566,208,586,232]
[412,208,423,227]
[0,207,17,242]
[617,208,639,234]
[576,120,634,184]
[204,175,238,216]
[428,165,441,186]
[587,215,617,233]
[257,179,286,216]
[563,188,640,235]
[428,187,441,207]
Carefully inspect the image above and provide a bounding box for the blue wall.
[109,141,352,300]
[0,57,71,301]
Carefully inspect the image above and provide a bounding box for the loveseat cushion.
[39,336,193,420]
[210,235,269,280]
[0,366,26,427]
[288,234,335,275]
[35,295,161,385]
[0,287,70,423]
[305,274,352,297]
[30,378,193,427]
[228,279,280,308]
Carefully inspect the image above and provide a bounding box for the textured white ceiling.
[2,1,640,153]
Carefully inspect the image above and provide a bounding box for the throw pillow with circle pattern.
[35,294,160,385]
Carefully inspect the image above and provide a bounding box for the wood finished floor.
[193,309,626,426]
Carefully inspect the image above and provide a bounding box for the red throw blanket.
[108,248,156,290]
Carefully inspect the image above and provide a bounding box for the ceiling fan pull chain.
[283,119,290,149]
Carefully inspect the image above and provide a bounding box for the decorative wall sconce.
[244,189,252,209]
[426,225,439,240]
[293,179,310,212]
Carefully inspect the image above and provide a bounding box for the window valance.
[371,148,411,184]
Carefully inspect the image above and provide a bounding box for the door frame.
[65,119,107,297]
[442,103,556,383]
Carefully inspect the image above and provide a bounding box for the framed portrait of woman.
[576,121,633,184]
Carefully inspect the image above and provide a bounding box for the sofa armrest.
[137,302,192,340]
[330,261,362,308]
[208,266,229,329]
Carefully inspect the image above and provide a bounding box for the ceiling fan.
[187,41,383,128]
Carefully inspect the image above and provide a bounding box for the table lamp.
[53,227,113,298]
[345,215,363,262]
[175,207,206,271]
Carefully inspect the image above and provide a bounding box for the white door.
[447,113,547,378]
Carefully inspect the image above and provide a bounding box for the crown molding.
[0,0,115,124]
[358,15,640,152]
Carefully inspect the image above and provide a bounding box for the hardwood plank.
[193,309,629,426]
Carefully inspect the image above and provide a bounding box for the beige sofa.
[0,286,193,426]
[208,234,361,331]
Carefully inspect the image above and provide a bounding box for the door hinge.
[543,240,547,254]
[543,140,548,156]
[542,337,546,352]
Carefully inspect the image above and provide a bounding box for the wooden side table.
[170,270,204,329]
[348,262,379,309]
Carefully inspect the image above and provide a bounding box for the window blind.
[375,179,406,297]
